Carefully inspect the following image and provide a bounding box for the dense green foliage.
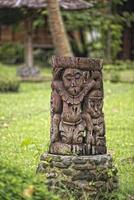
[0,43,24,64]
[0,65,134,199]
[0,77,20,92]
[0,63,20,93]
[0,162,58,200]
[103,61,134,83]
[62,0,134,61]
[104,60,134,71]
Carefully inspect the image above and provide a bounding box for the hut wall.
[0,22,53,48]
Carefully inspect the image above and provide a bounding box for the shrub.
[0,77,20,92]
[110,71,120,83]
[0,43,24,64]
[0,162,59,200]
[104,61,134,71]
[34,49,54,67]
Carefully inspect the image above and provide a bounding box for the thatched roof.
[0,0,92,10]
[60,0,92,10]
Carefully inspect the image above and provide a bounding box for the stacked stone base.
[37,154,118,199]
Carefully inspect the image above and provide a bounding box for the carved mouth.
[73,88,77,94]
[69,87,79,95]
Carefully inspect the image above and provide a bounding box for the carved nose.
[94,106,98,111]
[71,80,76,87]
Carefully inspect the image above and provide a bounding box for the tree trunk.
[24,18,33,67]
[106,0,112,63]
[47,0,73,56]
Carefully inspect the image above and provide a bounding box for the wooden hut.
[0,0,91,77]
[0,0,91,47]
[0,0,92,62]
[0,22,53,49]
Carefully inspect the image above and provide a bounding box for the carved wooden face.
[62,68,84,96]
[88,99,103,117]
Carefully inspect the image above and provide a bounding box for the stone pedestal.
[37,153,118,199]
[17,66,41,78]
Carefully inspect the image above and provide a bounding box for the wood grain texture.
[50,56,106,155]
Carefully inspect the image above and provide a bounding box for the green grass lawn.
[104,82,134,199]
[0,65,134,199]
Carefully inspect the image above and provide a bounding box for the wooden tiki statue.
[49,56,107,155]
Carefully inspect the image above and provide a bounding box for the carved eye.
[75,73,81,79]
[65,75,72,81]
[66,77,71,81]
